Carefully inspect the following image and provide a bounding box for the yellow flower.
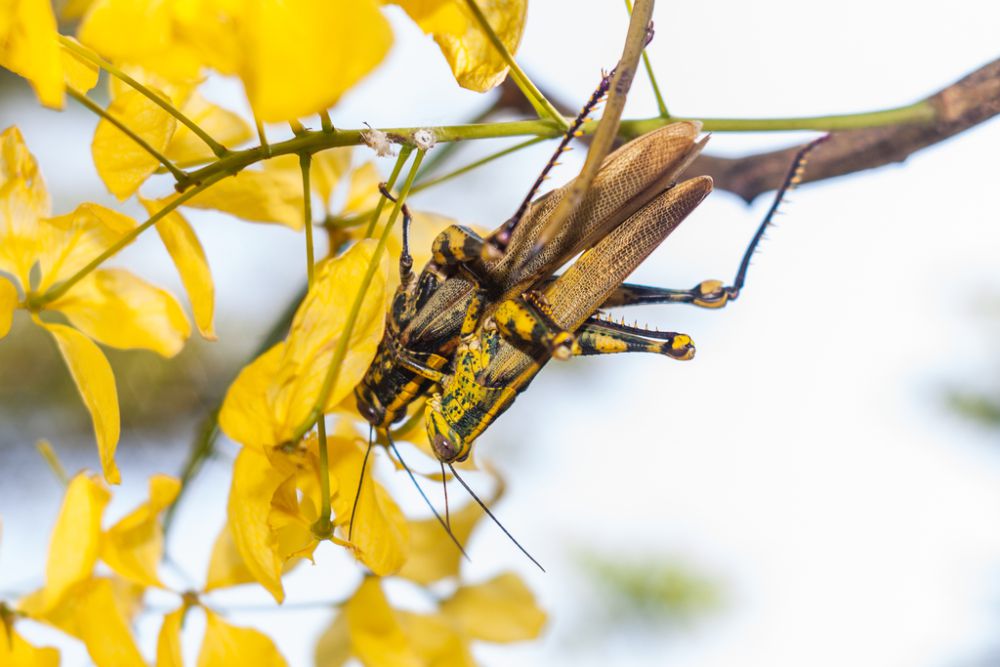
[0,126,192,482]
[0,0,64,107]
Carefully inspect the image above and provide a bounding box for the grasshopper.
[355,117,714,433]
[424,136,828,464]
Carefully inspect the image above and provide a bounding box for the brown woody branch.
[497,57,1000,202]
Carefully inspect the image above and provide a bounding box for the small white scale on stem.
[413,129,437,151]
[360,123,395,157]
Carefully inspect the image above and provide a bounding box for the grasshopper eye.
[354,389,385,426]
[432,433,460,462]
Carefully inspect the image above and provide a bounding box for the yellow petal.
[397,611,475,666]
[328,436,409,576]
[60,38,99,93]
[0,0,64,107]
[393,0,466,35]
[77,0,172,69]
[204,521,257,591]
[218,342,286,453]
[37,202,136,290]
[54,577,147,667]
[241,0,392,122]
[140,198,216,339]
[198,609,289,667]
[92,88,177,200]
[311,149,352,211]
[397,498,484,585]
[227,448,294,602]
[51,268,191,357]
[0,276,17,338]
[181,165,304,229]
[341,162,383,217]
[166,93,252,165]
[0,626,60,667]
[344,577,421,667]
[39,472,110,612]
[100,474,180,588]
[314,612,351,667]
[156,606,186,667]
[440,572,546,643]
[219,240,388,450]
[0,125,51,288]
[408,0,526,92]
[40,322,120,483]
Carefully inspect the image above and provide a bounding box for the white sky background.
[2,1,1000,666]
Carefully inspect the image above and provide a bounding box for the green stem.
[36,440,69,486]
[59,36,228,158]
[33,176,223,307]
[178,100,936,190]
[314,416,332,538]
[256,119,271,158]
[624,0,668,117]
[411,136,546,193]
[67,87,188,184]
[364,146,412,238]
[301,153,315,285]
[320,111,334,133]
[463,0,568,130]
[290,150,426,444]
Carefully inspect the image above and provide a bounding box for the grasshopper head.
[425,396,471,463]
[354,384,391,428]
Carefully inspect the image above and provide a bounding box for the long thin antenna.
[441,460,451,529]
[348,428,374,540]
[732,134,830,293]
[387,435,469,560]
[449,464,545,573]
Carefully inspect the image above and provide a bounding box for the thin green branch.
[301,153,315,285]
[463,0,569,130]
[320,111,334,133]
[67,87,188,184]
[291,150,426,446]
[32,176,224,307]
[364,146,413,238]
[256,119,271,158]
[36,440,68,486]
[179,101,935,192]
[59,36,229,158]
[412,136,546,193]
[314,416,332,538]
[624,0,668,117]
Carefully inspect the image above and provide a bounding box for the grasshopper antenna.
[441,460,451,529]
[348,426,375,541]
[387,434,469,560]
[378,182,413,282]
[448,463,545,573]
[484,68,616,258]
[731,134,830,295]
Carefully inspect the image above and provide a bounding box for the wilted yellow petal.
[60,38,99,93]
[100,474,180,588]
[345,577,421,667]
[140,198,216,339]
[92,89,177,200]
[40,322,120,483]
[328,436,409,576]
[397,497,484,585]
[0,125,50,287]
[181,165,304,228]
[156,606,186,667]
[398,611,475,666]
[166,93,252,165]
[0,626,60,667]
[227,448,294,602]
[0,276,17,338]
[440,572,546,642]
[204,521,257,591]
[219,241,388,450]
[314,612,351,667]
[0,0,64,107]
[38,472,110,611]
[198,609,288,667]
[50,268,191,357]
[37,202,136,290]
[242,0,392,122]
[407,0,525,92]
